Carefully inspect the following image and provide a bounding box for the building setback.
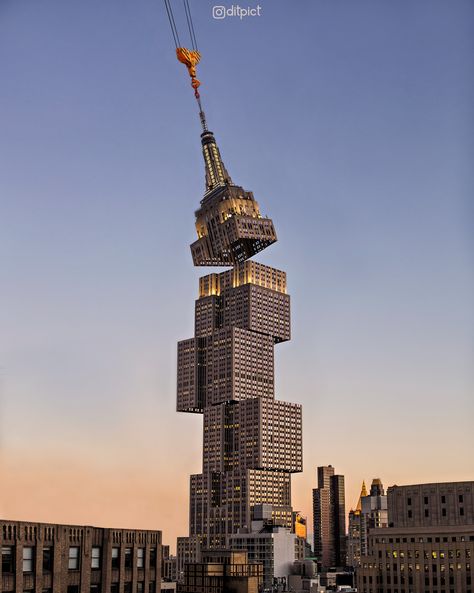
[176,100,303,556]
[312,465,346,569]
[357,481,474,593]
[0,519,161,593]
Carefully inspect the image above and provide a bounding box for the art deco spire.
[355,480,368,514]
[200,127,233,191]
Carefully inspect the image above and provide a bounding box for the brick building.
[0,519,161,593]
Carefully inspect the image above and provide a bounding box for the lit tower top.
[354,481,368,514]
[176,47,277,266]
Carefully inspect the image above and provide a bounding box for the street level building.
[177,549,262,593]
[176,94,303,569]
[313,466,346,569]
[357,481,474,593]
[0,519,161,593]
[229,527,296,589]
[176,537,201,584]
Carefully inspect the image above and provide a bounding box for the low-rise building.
[0,519,161,593]
[177,549,262,593]
[176,536,200,584]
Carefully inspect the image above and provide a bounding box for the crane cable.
[163,0,181,49]
[163,0,203,103]
[183,0,198,52]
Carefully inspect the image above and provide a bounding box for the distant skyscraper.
[313,465,347,569]
[361,478,388,554]
[347,481,368,567]
[348,479,388,568]
[176,102,303,553]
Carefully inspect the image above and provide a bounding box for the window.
[23,547,34,573]
[67,587,79,593]
[424,496,429,505]
[68,547,80,570]
[124,548,132,569]
[91,547,101,569]
[90,586,101,593]
[43,547,53,572]
[137,583,144,593]
[148,583,155,593]
[111,547,120,569]
[441,495,446,504]
[2,546,15,573]
[111,586,119,593]
[124,583,132,593]
[137,548,144,568]
[149,548,157,568]
[424,509,429,517]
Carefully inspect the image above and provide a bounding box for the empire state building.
[176,105,303,549]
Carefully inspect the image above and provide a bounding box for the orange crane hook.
[176,47,201,98]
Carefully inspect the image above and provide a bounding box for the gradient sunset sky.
[1,0,473,549]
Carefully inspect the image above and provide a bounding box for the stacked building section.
[177,121,302,552]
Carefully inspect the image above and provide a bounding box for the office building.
[0,519,161,593]
[357,481,474,593]
[313,465,346,569]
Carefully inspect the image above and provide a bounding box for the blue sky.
[0,0,473,545]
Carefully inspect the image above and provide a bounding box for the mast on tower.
[175,46,277,266]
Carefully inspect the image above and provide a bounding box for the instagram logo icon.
[213,6,226,19]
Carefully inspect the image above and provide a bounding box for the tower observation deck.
[176,108,303,549]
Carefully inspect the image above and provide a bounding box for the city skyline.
[1,0,473,552]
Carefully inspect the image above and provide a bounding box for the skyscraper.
[347,481,368,567]
[313,465,347,569]
[176,106,303,551]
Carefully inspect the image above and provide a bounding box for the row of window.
[1,546,157,574]
[407,507,466,518]
[407,494,466,505]
[381,549,471,559]
[375,535,474,544]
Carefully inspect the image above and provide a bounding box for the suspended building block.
[190,129,277,266]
